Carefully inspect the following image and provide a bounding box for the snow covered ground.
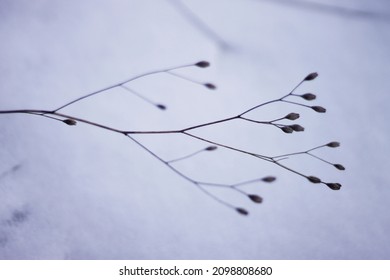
[1,0,390,259]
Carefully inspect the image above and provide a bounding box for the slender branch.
[257,0,390,22]
[183,131,272,162]
[166,0,231,49]
[0,69,343,214]
[0,164,22,180]
[53,62,198,112]
[237,77,303,117]
[181,116,238,132]
[125,134,237,210]
[167,148,205,164]
[120,85,166,110]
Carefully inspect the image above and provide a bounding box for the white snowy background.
[1,0,389,259]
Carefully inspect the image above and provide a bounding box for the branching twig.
[166,0,231,49]
[258,0,390,22]
[0,61,344,215]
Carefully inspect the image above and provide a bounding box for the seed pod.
[63,119,77,126]
[195,61,210,68]
[301,93,316,101]
[289,124,305,132]
[281,126,294,133]
[262,176,276,183]
[304,72,318,81]
[156,104,166,110]
[311,106,326,113]
[236,208,249,216]
[307,176,321,183]
[204,83,216,90]
[326,183,342,190]
[285,113,300,120]
[248,194,263,203]
[205,146,218,151]
[334,164,345,170]
[327,141,340,148]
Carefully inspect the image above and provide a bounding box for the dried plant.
[0,61,344,215]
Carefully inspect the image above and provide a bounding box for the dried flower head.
[63,119,77,126]
[334,164,345,170]
[281,126,294,133]
[248,194,263,203]
[289,124,305,132]
[327,141,340,148]
[301,93,316,101]
[236,208,249,216]
[205,146,218,151]
[311,106,326,113]
[304,72,318,81]
[156,104,166,110]
[307,176,321,183]
[285,113,300,120]
[262,176,276,183]
[195,61,210,68]
[326,183,342,190]
[204,83,216,90]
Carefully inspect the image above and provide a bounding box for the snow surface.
[1,0,390,259]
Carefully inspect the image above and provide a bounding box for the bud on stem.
[204,83,216,90]
[311,106,326,113]
[307,176,321,183]
[285,113,300,120]
[248,194,263,203]
[327,142,340,148]
[195,61,210,68]
[301,93,316,101]
[304,72,318,81]
[236,208,249,216]
[63,119,77,126]
[262,176,276,183]
[281,126,294,133]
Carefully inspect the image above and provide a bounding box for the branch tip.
[301,93,316,101]
[326,183,342,190]
[248,194,263,203]
[281,126,294,133]
[236,208,249,216]
[311,106,326,113]
[204,83,217,90]
[327,141,340,148]
[262,176,276,183]
[289,124,305,132]
[304,72,318,81]
[285,112,300,120]
[195,61,210,68]
[156,104,167,110]
[62,119,77,126]
[307,176,322,183]
[334,164,345,170]
[205,146,218,151]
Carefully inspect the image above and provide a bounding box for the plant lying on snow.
[0,61,344,216]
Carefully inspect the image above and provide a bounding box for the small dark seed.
[262,176,276,183]
[204,83,216,90]
[281,126,294,133]
[308,176,321,183]
[311,106,326,113]
[304,72,318,81]
[248,194,263,203]
[63,119,77,126]
[334,164,345,171]
[195,61,210,68]
[236,208,249,216]
[327,142,340,148]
